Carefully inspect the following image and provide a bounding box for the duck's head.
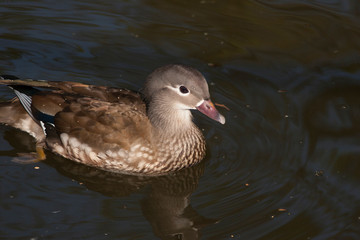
[143,65,225,129]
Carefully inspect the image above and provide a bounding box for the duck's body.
[0,65,224,175]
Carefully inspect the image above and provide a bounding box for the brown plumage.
[0,65,225,175]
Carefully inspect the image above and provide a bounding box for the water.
[1,0,360,239]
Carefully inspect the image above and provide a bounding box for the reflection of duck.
[0,65,225,175]
[48,152,217,240]
[141,169,218,240]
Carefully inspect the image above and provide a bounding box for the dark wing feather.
[11,86,37,121]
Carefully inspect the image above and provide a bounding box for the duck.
[0,64,225,175]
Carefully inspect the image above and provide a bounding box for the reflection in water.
[141,172,217,240]
[49,152,215,239]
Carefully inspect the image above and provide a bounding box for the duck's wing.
[48,96,153,168]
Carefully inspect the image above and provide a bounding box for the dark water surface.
[1,0,360,239]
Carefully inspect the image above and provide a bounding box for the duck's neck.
[148,104,206,170]
[147,102,195,135]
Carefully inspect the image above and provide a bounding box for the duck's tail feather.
[0,75,54,140]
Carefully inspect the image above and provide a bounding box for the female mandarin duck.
[0,65,225,175]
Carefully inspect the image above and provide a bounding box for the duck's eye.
[179,86,189,94]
